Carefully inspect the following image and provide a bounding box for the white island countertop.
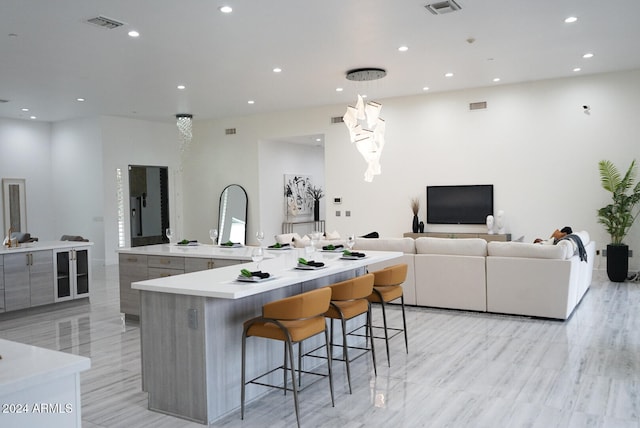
[0,338,91,397]
[132,248,402,300]
[117,243,266,260]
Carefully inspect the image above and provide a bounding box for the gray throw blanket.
[558,234,587,262]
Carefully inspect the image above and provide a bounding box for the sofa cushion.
[275,233,301,244]
[325,230,341,240]
[488,241,570,259]
[415,237,487,256]
[353,237,416,254]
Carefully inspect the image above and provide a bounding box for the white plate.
[176,242,198,246]
[295,264,326,270]
[236,275,275,283]
[340,255,367,260]
[219,243,243,248]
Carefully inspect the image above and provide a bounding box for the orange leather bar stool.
[325,273,377,394]
[241,287,334,428]
[368,264,409,366]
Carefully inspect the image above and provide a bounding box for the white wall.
[258,139,325,243]
[51,117,104,262]
[0,118,55,240]
[101,116,180,264]
[184,69,640,271]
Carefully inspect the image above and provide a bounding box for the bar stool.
[368,263,409,366]
[241,287,334,428]
[325,273,377,394]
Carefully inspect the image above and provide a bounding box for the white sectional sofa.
[485,231,595,319]
[414,237,488,312]
[353,232,595,320]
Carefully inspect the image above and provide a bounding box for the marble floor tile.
[1,266,640,427]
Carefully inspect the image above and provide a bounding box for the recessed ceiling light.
[21,107,29,112]
[29,116,37,120]
[445,72,454,77]
[273,67,282,73]
[493,77,501,82]
[315,138,321,142]
[362,94,368,99]
[336,87,343,92]
[423,87,429,91]
[573,67,582,72]
[219,6,233,13]
[76,98,85,102]
[247,100,255,104]
[398,45,409,52]
[177,85,186,90]
[564,16,578,23]
[128,30,139,38]
[583,52,594,59]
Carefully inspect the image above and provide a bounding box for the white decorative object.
[496,210,506,234]
[486,215,495,234]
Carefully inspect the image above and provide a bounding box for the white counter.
[0,338,91,428]
[132,248,402,299]
[0,240,92,255]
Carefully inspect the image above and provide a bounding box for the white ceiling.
[1,0,639,124]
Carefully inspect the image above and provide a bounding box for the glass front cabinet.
[54,247,91,302]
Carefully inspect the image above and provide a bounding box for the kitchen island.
[132,247,402,424]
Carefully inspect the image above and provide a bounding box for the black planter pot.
[313,200,320,221]
[412,215,419,233]
[607,244,629,282]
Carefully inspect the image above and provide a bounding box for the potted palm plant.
[597,159,640,282]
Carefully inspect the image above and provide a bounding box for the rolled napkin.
[297,258,325,267]
[343,251,366,258]
[240,269,270,279]
[268,243,290,248]
[322,244,344,250]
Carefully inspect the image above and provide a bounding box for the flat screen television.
[426,185,493,224]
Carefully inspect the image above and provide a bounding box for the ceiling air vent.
[225,128,237,135]
[331,116,344,124]
[425,0,462,15]
[0,99,9,103]
[86,16,125,29]
[469,101,487,111]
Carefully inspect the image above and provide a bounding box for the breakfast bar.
[132,247,402,424]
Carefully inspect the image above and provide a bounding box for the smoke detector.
[425,0,462,15]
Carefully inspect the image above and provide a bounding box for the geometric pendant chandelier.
[342,68,386,182]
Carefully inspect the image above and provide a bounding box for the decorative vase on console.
[418,221,425,233]
[306,185,324,222]
[411,197,420,233]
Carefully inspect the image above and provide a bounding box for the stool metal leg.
[379,298,391,366]
[401,295,408,353]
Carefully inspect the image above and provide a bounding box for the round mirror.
[218,184,247,245]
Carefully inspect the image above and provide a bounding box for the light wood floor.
[1,265,639,427]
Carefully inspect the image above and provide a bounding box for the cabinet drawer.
[148,256,185,270]
[184,257,242,273]
[120,254,148,268]
[148,267,184,279]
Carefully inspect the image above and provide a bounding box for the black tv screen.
[427,185,494,224]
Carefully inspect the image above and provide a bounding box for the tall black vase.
[314,200,320,221]
[607,244,628,282]
[412,215,419,233]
